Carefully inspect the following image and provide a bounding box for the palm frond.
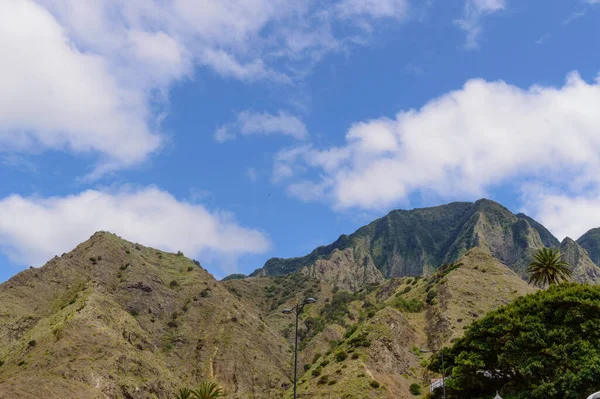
[527,247,572,288]
[192,382,224,399]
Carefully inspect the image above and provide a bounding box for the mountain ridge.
[251,199,600,288]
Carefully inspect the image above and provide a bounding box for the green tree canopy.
[527,247,572,287]
[428,283,600,399]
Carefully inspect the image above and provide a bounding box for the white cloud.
[1,0,412,174]
[0,186,270,273]
[455,0,506,49]
[215,110,308,142]
[0,0,161,176]
[521,191,600,241]
[276,71,600,210]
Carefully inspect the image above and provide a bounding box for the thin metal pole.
[441,350,446,399]
[293,305,300,399]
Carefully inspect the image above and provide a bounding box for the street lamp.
[282,297,317,399]
[421,348,446,399]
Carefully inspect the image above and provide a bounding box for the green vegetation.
[527,247,572,287]
[409,383,422,395]
[392,297,424,312]
[334,350,348,362]
[174,382,224,399]
[320,290,353,325]
[429,284,600,399]
[222,273,247,281]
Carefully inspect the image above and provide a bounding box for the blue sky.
[1,0,600,281]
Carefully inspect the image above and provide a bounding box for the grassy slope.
[231,248,537,399]
[0,232,290,399]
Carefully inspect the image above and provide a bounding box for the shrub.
[312,353,322,363]
[97,256,102,261]
[370,380,380,389]
[393,297,424,313]
[335,351,348,362]
[169,280,179,288]
[311,366,322,377]
[320,359,330,367]
[344,324,358,338]
[0,360,4,367]
[167,320,179,328]
[409,383,422,395]
[177,250,183,256]
[193,259,201,266]
[120,264,129,270]
[18,361,25,366]
[426,289,437,305]
[348,332,371,348]
[200,289,210,298]
[304,363,311,371]
[403,286,412,294]
[351,353,360,359]
[187,266,194,272]
[129,309,139,317]
[125,249,130,254]
[28,340,36,347]
[328,379,337,385]
[317,375,329,385]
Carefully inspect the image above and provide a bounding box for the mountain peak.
[252,199,565,287]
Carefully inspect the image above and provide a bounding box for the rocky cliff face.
[578,227,600,265]
[252,199,587,289]
[561,237,600,284]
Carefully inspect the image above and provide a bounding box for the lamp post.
[421,348,446,399]
[282,297,317,399]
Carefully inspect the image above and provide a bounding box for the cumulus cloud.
[0,0,161,176]
[521,191,600,241]
[0,186,270,272]
[215,110,308,142]
[455,0,506,49]
[0,0,413,176]
[275,71,600,211]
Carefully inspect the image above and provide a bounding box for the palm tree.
[174,388,194,399]
[527,247,572,288]
[192,382,224,399]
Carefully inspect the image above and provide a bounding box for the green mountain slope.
[0,225,590,398]
[0,232,290,399]
[252,199,564,288]
[577,227,600,265]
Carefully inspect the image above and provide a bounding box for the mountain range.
[252,198,600,288]
[0,198,598,398]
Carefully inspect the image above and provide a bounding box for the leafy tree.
[409,383,422,395]
[428,283,600,399]
[527,247,572,287]
[192,382,224,399]
[174,388,194,399]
